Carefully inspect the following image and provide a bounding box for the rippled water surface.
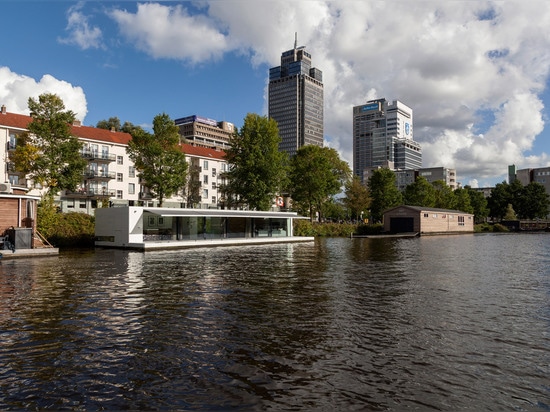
[1,234,549,410]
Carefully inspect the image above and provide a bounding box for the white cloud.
[109,3,228,64]
[0,67,88,121]
[106,1,550,185]
[58,1,103,50]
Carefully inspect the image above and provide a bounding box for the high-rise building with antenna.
[268,34,324,157]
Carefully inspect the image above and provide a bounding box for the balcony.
[65,188,115,198]
[139,191,153,200]
[83,170,116,180]
[81,150,117,162]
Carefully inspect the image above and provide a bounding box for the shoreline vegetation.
[38,210,520,250]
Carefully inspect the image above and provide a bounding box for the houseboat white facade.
[95,207,313,250]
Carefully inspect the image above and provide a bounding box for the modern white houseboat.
[95,207,314,250]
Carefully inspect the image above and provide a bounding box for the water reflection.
[0,235,549,410]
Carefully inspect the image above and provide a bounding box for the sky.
[2,1,550,188]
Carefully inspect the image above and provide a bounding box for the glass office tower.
[353,98,422,183]
[269,36,324,157]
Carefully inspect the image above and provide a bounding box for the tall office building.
[268,35,324,157]
[353,98,422,183]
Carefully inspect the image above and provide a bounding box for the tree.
[453,187,474,214]
[368,168,402,223]
[504,203,517,220]
[432,180,456,209]
[488,181,510,220]
[518,182,549,219]
[464,186,489,223]
[96,117,122,131]
[224,113,288,210]
[12,93,87,198]
[127,113,188,206]
[289,145,351,222]
[403,176,436,207]
[97,117,143,135]
[343,175,371,221]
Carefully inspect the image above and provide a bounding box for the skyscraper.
[353,98,422,183]
[268,35,324,157]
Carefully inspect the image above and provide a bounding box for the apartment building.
[175,115,234,151]
[1,106,229,214]
[509,164,550,195]
[395,167,458,191]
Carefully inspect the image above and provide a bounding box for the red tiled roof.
[181,143,226,160]
[0,111,132,145]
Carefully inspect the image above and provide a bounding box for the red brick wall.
[0,197,37,235]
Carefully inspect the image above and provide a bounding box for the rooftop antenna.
[294,32,297,49]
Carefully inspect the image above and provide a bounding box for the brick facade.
[384,205,474,234]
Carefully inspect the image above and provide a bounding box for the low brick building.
[383,205,474,234]
[0,185,40,250]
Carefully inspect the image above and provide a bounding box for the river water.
[0,234,549,410]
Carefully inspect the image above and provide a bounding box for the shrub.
[37,200,95,248]
[293,220,383,237]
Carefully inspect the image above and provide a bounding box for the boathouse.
[0,185,58,258]
[95,206,314,250]
[383,205,474,234]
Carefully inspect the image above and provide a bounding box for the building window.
[117,156,123,165]
[458,216,465,226]
[423,213,429,218]
[212,196,216,204]
[117,190,123,199]
[203,174,208,184]
[212,168,217,177]
[128,183,135,195]
[203,160,209,170]
[129,166,136,178]
[67,199,75,208]
[203,189,208,199]
[79,200,86,209]
[117,173,123,182]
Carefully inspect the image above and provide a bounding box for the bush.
[38,200,95,248]
[293,220,383,237]
[474,222,509,233]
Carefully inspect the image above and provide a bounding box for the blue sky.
[2,1,550,188]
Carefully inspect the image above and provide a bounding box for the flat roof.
[144,207,300,219]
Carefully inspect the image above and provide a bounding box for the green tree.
[504,203,517,220]
[127,113,188,206]
[289,145,351,222]
[224,113,288,210]
[184,162,202,207]
[12,93,87,199]
[96,117,122,131]
[97,117,143,135]
[519,182,549,219]
[343,175,371,221]
[453,187,474,214]
[403,176,436,207]
[464,186,489,222]
[368,168,402,223]
[432,180,456,209]
[488,181,510,220]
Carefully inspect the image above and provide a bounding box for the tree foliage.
[223,113,288,210]
[96,116,142,134]
[464,185,489,223]
[12,93,87,198]
[368,168,402,223]
[289,145,351,222]
[403,176,436,207]
[488,180,549,220]
[126,113,188,206]
[343,175,371,221]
